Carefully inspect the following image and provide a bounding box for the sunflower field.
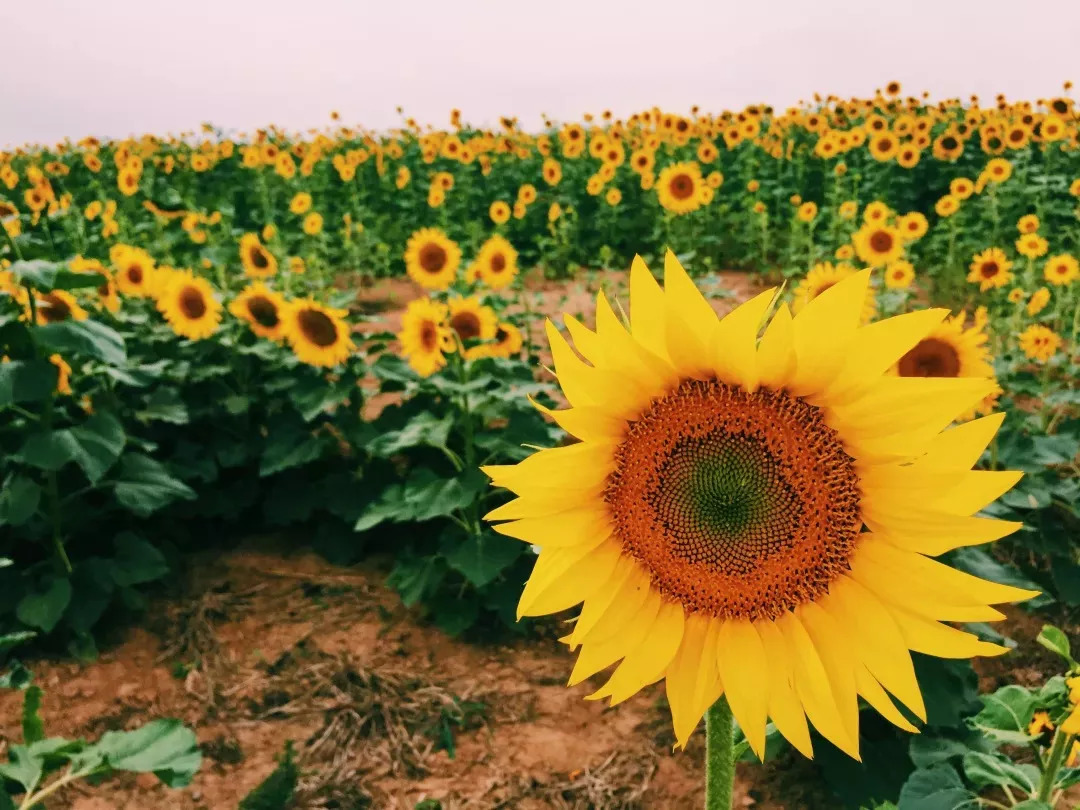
[2,82,1080,809]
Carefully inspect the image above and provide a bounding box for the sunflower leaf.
[10,259,104,292]
[113,454,196,516]
[34,320,126,366]
[0,359,58,405]
[443,530,523,588]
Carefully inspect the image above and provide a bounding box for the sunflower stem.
[1037,730,1072,803]
[704,697,735,810]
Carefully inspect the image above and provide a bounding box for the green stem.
[704,697,735,810]
[1037,730,1072,803]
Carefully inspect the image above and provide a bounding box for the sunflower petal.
[757,303,796,390]
[890,609,1009,659]
[630,255,670,361]
[664,250,718,375]
[492,504,612,549]
[563,314,601,364]
[590,600,684,705]
[569,560,651,647]
[712,288,778,392]
[756,619,814,758]
[666,615,724,749]
[787,269,870,396]
[798,602,860,753]
[517,538,622,618]
[855,665,919,733]
[568,586,662,685]
[716,620,770,760]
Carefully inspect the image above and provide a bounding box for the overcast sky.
[4,0,1080,147]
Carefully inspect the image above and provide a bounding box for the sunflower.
[894,310,994,380]
[239,233,278,278]
[303,212,324,235]
[898,212,928,241]
[932,132,963,161]
[157,271,222,340]
[289,192,313,214]
[868,133,899,161]
[793,262,875,322]
[796,202,817,223]
[967,248,1013,291]
[404,227,461,291]
[1005,123,1031,149]
[285,298,354,367]
[1008,288,1027,305]
[896,146,921,169]
[935,195,960,217]
[884,260,915,290]
[542,158,562,186]
[835,244,855,261]
[838,200,857,220]
[605,188,622,207]
[229,282,290,340]
[485,253,1029,758]
[398,297,454,377]
[656,161,705,215]
[1027,287,1051,316]
[949,177,975,199]
[35,290,89,324]
[476,235,519,290]
[1044,254,1079,286]
[488,322,524,359]
[986,158,1012,183]
[112,245,158,298]
[853,223,903,267]
[1016,234,1048,259]
[447,296,497,349]
[863,201,891,225]
[1017,214,1040,234]
[490,200,511,225]
[1018,325,1062,363]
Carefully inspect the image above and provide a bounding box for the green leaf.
[16,577,71,633]
[111,533,169,586]
[386,555,446,607]
[0,632,36,659]
[970,684,1036,744]
[67,413,126,483]
[17,430,76,470]
[897,765,977,810]
[35,320,126,365]
[961,751,1037,792]
[113,454,196,516]
[90,719,201,787]
[908,734,989,769]
[443,531,523,588]
[0,475,42,526]
[1009,801,1051,810]
[238,741,297,810]
[1036,624,1075,665]
[135,388,189,425]
[21,686,44,744]
[11,259,105,292]
[367,412,452,457]
[0,359,58,405]
[259,425,326,477]
[0,744,43,794]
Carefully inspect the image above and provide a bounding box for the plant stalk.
[704,697,735,810]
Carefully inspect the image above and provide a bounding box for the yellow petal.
[756,303,796,391]
[716,620,770,760]
[517,537,622,618]
[777,611,860,759]
[482,441,613,494]
[569,560,651,646]
[711,287,778,392]
[889,608,1009,659]
[530,397,627,444]
[568,586,662,685]
[798,602,860,754]
[756,619,814,758]
[787,269,870,397]
[913,412,1006,471]
[861,504,1022,555]
[546,318,600,408]
[589,600,684,705]
[630,255,670,361]
[930,470,1024,516]
[855,665,919,733]
[664,250,718,376]
[563,313,601,364]
[492,503,612,549]
[666,614,723,749]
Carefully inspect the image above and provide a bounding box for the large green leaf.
[113,454,196,516]
[0,744,43,794]
[961,751,1037,793]
[90,719,202,787]
[367,412,453,457]
[135,388,189,425]
[111,533,169,586]
[0,359,58,405]
[443,530,523,588]
[15,577,71,633]
[11,259,105,292]
[16,413,125,483]
[0,474,41,526]
[35,320,126,365]
[259,425,326,476]
[970,684,1036,745]
[897,765,977,810]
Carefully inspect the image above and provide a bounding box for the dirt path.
[0,543,808,810]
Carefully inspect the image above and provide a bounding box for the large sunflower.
[285,298,354,367]
[484,253,1031,759]
[447,295,497,350]
[156,271,222,340]
[239,233,278,278]
[404,227,461,291]
[111,245,158,298]
[229,282,290,341]
[398,297,455,377]
[967,248,1013,291]
[656,161,705,215]
[476,234,519,290]
[853,223,904,267]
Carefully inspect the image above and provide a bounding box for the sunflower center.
[39,294,71,323]
[670,174,694,200]
[981,261,1000,278]
[247,296,279,328]
[418,243,448,273]
[297,308,339,347]
[250,247,269,270]
[419,320,439,351]
[942,136,958,150]
[489,252,507,273]
[606,379,862,621]
[128,265,144,283]
[869,231,894,252]
[178,286,207,319]
[897,337,961,378]
[450,311,481,341]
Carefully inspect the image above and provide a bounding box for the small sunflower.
[853,223,904,267]
[111,245,158,298]
[1017,214,1040,234]
[1016,234,1048,259]
[1019,325,1062,363]
[404,227,461,291]
[487,322,524,359]
[239,233,278,278]
[838,200,857,219]
[796,202,818,223]
[898,212,928,242]
[868,133,900,161]
[1044,254,1079,286]
[935,195,960,217]
[986,158,1012,183]
[1027,287,1051,316]
[863,201,891,225]
[447,296,498,350]
[476,234,519,290]
[485,253,1028,759]
[656,162,705,215]
[949,177,975,199]
[229,282,290,341]
[35,290,89,324]
[285,299,354,367]
[894,310,994,380]
[490,200,511,225]
[398,297,454,377]
[967,248,1013,291]
[289,192,313,215]
[835,244,855,261]
[157,271,222,340]
[885,260,915,290]
[1007,288,1026,304]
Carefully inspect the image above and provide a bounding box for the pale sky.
[4,0,1080,147]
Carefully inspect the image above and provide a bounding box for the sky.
[4,0,1080,147]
